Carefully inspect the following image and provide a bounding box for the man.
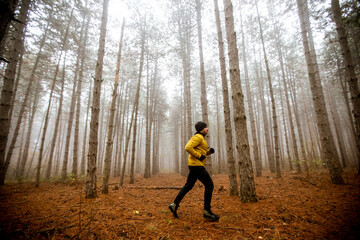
[169,121,220,221]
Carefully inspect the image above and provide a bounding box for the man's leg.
[197,167,219,220]
[197,167,214,210]
[169,166,198,218]
[174,167,198,205]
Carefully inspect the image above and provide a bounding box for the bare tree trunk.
[80,81,92,176]
[19,82,40,178]
[326,88,348,168]
[144,51,151,178]
[35,6,73,187]
[102,19,125,193]
[213,0,237,195]
[0,0,18,59]
[279,85,292,170]
[255,0,280,177]
[331,0,360,174]
[9,24,49,181]
[85,0,109,198]
[61,14,88,181]
[120,107,135,186]
[292,85,310,172]
[239,2,261,177]
[253,44,273,173]
[297,0,344,184]
[180,91,187,176]
[129,27,145,184]
[195,0,212,174]
[144,51,157,178]
[152,83,160,175]
[46,54,67,180]
[0,0,30,185]
[174,109,180,173]
[223,0,257,202]
[74,14,90,178]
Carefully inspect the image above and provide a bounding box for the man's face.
[201,127,209,135]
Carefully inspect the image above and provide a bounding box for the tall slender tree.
[195,0,212,174]
[239,1,261,177]
[331,0,360,174]
[296,0,344,184]
[73,10,91,178]
[85,0,109,198]
[255,0,280,177]
[0,0,30,185]
[213,0,237,195]
[102,19,125,193]
[223,0,257,202]
[35,5,74,187]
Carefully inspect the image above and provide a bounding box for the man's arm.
[184,135,203,159]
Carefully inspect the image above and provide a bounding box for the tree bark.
[74,13,91,178]
[255,0,280,177]
[129,27,145,184]
[213,0,238,195]
[296,0,344,184]
[196,0,212,174]
[0,0,30,185]
[0,0,18,59]
[35,6,73,187]
[102,19,125,193]
[46,54,67,180]
[223,0,257,202]
[239,2,261,177]
[61,13,88,181]
[85,0,109,198]
[331,0,360,174]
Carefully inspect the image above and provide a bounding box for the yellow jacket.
[185,133,210,167]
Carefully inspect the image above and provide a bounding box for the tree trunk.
[102,19,125,193]
[129,27,145,184]
[80,81,92,176]
[239,2,261,177]
[196,0,212,174]
[255,0,280,177]
[46,54,67,180]
[35,6,73,187]
[0,0,18,59]
[297,0,344,184]
[61,14,88,181]
[223,0,257,202]
[120,107,135,186]
[326,88,348,168]
[19,81,40,178]
[74,14,90,178]
[331,0,360,174]
[144,51,151,178]
[0,0,30,185]
[85,0,109,198]
[213,0,238,195]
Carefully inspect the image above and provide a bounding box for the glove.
[199,155,206,161]
[209,148,215,154]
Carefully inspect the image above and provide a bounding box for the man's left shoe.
[169,203,179,218]
[203,209,220,221]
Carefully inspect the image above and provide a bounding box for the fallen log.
[292,176,316,186]
[121,186,183,190]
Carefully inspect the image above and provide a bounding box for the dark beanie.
[195,121,207,133]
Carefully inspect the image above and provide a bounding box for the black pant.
[174,166,214,210]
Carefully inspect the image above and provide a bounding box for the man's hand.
[199,155,206,161]
[209,148,215,154]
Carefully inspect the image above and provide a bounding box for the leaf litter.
[0,170,359,239]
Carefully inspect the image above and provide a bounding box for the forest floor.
[0,170,359,240]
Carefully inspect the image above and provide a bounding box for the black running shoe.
[203,209,220,221]
[168,203,179,218]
